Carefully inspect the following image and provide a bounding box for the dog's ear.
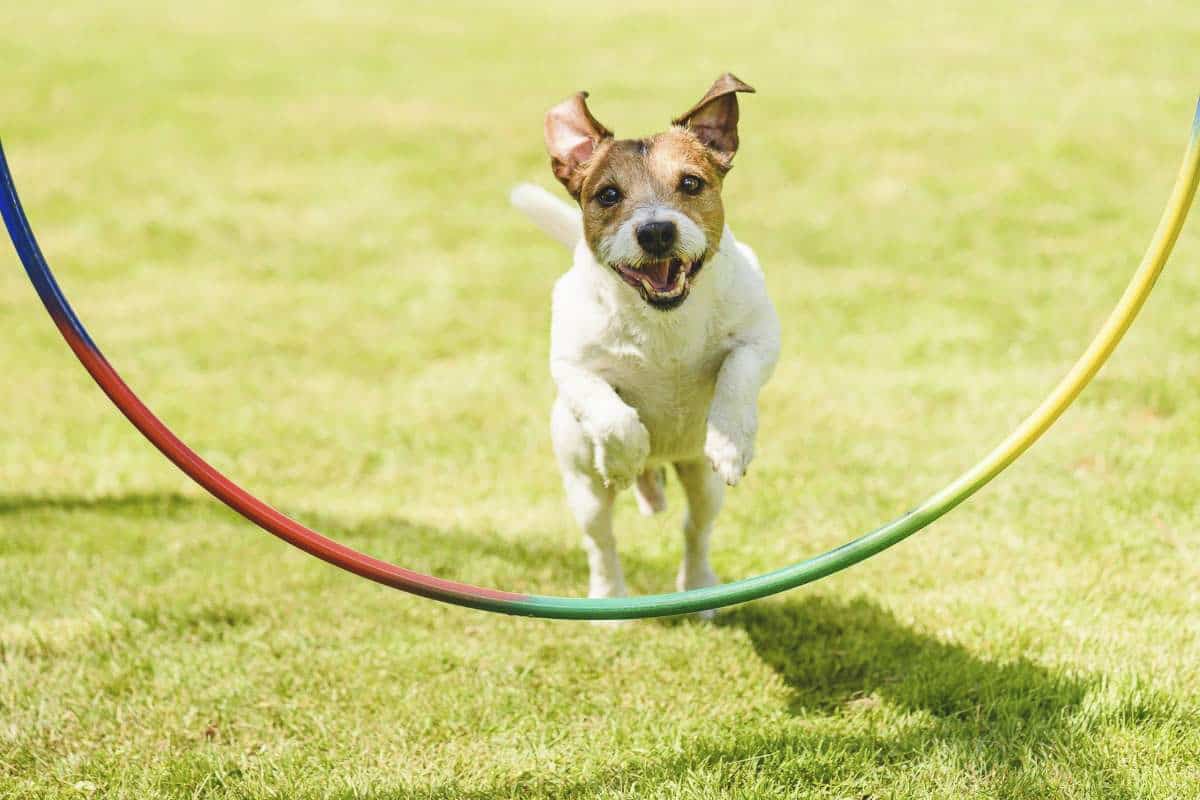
[672,73,755,170]
[544,91,612,198]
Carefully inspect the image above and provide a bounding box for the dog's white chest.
[551,234,773,468]
[625,341,724,463]
[567,277,732,462]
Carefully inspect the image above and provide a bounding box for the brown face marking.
[541,75,753,309]
[577,128,727,262]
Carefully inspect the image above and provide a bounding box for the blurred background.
[2,3,1199,798]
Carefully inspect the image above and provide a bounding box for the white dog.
[511,74,780,611]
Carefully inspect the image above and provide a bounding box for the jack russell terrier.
[511,74,780,613]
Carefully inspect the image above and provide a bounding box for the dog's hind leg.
[633,467,668,516]
[562,470,624,600]
[553,399,627,600]
[673,459,724,617]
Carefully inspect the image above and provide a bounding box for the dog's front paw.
[589,409,650,490]
[705,413,755,486]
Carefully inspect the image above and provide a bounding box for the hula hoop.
[3,104,1198,620]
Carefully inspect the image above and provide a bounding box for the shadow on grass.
[412,596,1151,799]
[723,596,1086,723]
[1,491,1160,797]
[0,489,601,592]
[718,598,1097,790]
[0,490,205,517]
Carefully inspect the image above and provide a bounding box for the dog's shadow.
[718,595,1085,725]
[607,595,1140,797]
[417,594,1149,799]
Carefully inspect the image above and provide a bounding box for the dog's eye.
[679,175,705,195]
[596,187,622,207]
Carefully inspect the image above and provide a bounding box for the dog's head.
[544,73,754,311]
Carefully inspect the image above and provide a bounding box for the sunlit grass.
[2,2,1199,797]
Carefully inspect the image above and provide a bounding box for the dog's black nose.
[635,220,677,257]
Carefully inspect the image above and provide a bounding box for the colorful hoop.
[3,103,1196,619]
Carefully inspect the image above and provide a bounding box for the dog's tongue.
[642,259,671,287]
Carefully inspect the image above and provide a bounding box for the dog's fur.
[511,74,780,612]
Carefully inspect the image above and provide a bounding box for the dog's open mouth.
[610,256,705,310]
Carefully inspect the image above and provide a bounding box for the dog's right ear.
[544,92,612,199]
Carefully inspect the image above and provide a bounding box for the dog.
[511,74,780,612]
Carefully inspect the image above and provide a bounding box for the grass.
[2,1,1200,797]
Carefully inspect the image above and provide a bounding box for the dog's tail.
[510,183,582,250]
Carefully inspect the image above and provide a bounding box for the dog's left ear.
[672,73,755,170]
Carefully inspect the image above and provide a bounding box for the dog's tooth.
[640,277,655,294]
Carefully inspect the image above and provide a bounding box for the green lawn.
[3,2,1200,798]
